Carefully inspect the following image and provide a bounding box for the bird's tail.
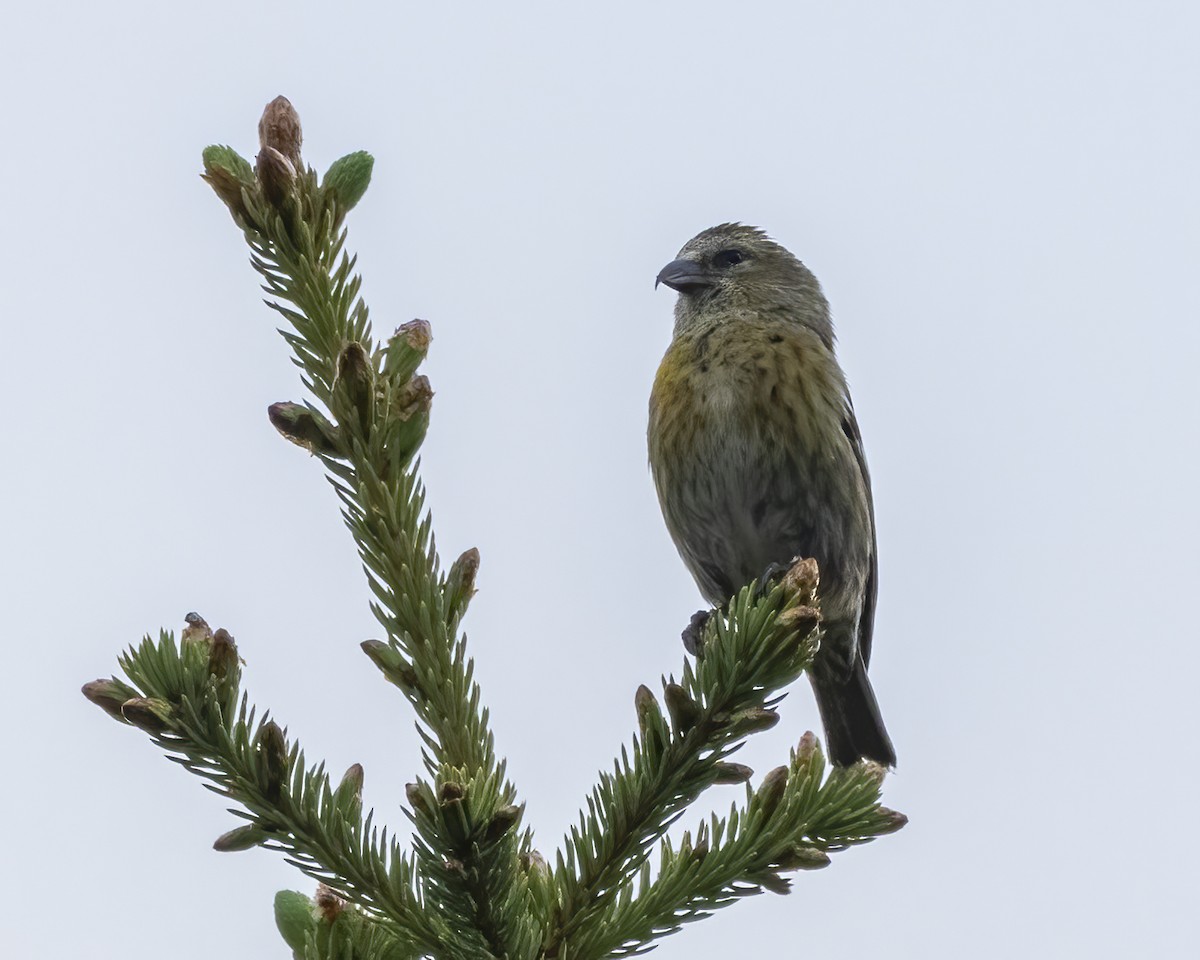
[811,658,896,768]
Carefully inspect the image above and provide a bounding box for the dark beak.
[656,259,713,293]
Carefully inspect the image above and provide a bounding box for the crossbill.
[648,223,895,767]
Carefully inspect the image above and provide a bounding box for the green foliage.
[82,97,905,960]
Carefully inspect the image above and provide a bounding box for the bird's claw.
[682,609,711,656]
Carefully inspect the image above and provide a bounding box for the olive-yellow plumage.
[649,223,895,767]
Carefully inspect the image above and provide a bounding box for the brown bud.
[663,682,700,734]
[361,639,396,672]
[256,720,288,802]
[775,845,831,871]
[692,833,710,861]
[333,341,375,432]
[444,547,480,619]
[759,871,792,895]
[859,760,888,787]
[635,684,667,752]
[438,781,465,803]
[519,849,549,875]
[255,146,296,208]
[874,807,909,835]
[313,884,346,924]
[386,374,432,463]
[405,781,432,818]
[213,823,268,852]
[267,402,340,456]
[383,319,432,383]
[484,804,523,843]
[393,374,433,421]
[208,628,239,683]
[795,731,820,765]
[712,762,754,785]
[776,605,821,633]
[258,96,303,168]
[724,706,780,735]
[362,641,420,695]
[781,556,820,599]
[335,763,364,812]
[82,678,139,723]
[755,766,789,819]
[121,697,172,734]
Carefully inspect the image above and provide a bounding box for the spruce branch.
[570,735,906,958]
[542,577,822,957]
[82,96,906,960]
[93,629,451,959]
[218,96,529,958]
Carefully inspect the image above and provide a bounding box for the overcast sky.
[3,2,1197,958]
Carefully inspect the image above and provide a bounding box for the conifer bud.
[322,151,373,213]
[438,782,465,803]
[81,678,139,723]
[444,547,479,620]
[634,684,667,750]
[208,628,240,683]
[258,96,303,169]
[724,706,779,736]
[200,145,254,223]
[874,807,909,835]
[755,766,789,819]
[484,804,523,843]
[394,374,433,420]
[795,731,820,766]
[361,641,420,695]
[121,697,172,734]
[781,556,820,600]
[360,639,396,672]
[274,890,316,955]
[383,319,432,383]
[334,763,364,815]
[775,845,831,871]
[859,760,888,788]
[712,762,754,785]
[759,871,791,895]
[333,341,374,431]
[776,604,821,634]
[405,781,433,819]
[663,682,700,734]
[256,146,296,208]
[519,849,549,875]
[387,375,433,462]
[313,884,346,924]
[213,823,268,852]
[268,402,340,456]
[256,720,288,802]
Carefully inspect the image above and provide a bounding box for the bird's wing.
[841,399,878,668]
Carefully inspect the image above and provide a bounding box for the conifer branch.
[543,574,823,957]
[81,97,905,960]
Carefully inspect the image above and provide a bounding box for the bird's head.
[656,223,831,343]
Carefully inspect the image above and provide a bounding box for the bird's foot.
[681,609,712,656]
[756,561,792,596]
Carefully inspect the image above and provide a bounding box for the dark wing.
[841,400,878,668]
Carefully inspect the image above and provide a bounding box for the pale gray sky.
[3,2,1197,958]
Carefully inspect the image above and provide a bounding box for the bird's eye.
[712,249,745,269]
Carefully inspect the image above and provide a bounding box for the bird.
[648,223,895,767]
